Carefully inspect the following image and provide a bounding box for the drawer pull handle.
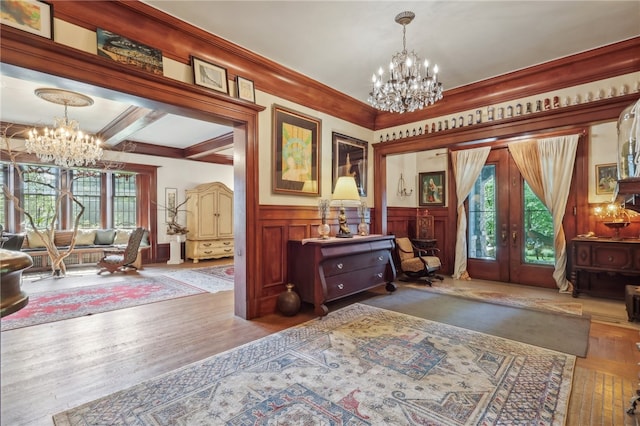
[376,273,383,278]
[608,256,613,262]
[224,249,232,252]
[337,263,344,269]
[203,243,212,247]
[204,250,213,254]
[377,256,384,261]
[223,241,231,245]
[337,283,344,290]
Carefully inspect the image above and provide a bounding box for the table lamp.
[332,176,361,238]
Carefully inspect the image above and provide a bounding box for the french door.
[465,148,559,288]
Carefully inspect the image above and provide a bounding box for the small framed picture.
[165,188,177,223]
[191,56,228,94]
[595,163,617,195]
[236,76,255,103]
[97,28,163,75]
[419,171,446,207]
[0,0,53,39]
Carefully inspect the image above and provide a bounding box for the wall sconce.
[332,176,361,238]
[397,173,413,197]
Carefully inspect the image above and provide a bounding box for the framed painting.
[236,76,255,102]
[192,56,228,94]
[165,187,177,223]
[596,163,617,195]
[97,28,163,75]
[419,171,446,207]
[272,104,321,196]
[0,0,52,39]
[332,132,367,196]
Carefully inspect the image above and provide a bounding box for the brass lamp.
[332,176,361,238]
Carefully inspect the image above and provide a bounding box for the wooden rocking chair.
[97,227,145,274]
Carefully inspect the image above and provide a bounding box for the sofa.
[17,228,150,271]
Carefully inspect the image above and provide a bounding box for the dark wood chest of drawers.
[571,237,640,299]
[288,235,397,316]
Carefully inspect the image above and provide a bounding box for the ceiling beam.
[99,106,167,146]
[184,132,233,158]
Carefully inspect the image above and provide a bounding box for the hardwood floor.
[1,261,638,425]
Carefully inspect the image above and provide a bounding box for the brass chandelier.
[368,11,443,114]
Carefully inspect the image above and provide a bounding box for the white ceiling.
[1,1,638,154]
[145,1,640,102]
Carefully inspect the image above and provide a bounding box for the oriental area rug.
[53,303,575,426]
[0,277,204,332]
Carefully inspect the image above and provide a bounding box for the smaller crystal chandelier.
[368,11,443,114]
[26,88,103,168]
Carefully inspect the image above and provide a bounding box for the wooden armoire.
[185,182,234,263]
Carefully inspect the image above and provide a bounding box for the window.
[72,170,102,228]
[21,166,60,229]
[1,162,146,232]
[468,165,496,260]
[113,173,137,228]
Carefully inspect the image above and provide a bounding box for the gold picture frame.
[272,104,321,196]
[419,171,446,207]
[595,163,617,195]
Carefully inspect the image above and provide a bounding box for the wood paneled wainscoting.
[256,205,452,316]
[256,205,376,317]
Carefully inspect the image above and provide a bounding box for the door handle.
[512,231,517,243]
[501,231,507,243]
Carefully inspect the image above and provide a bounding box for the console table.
[288,234,397,316]
[570,237,640,299]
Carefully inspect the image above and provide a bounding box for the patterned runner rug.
[53,303,575,426]
[162,264,234,293]
[0,276,203,331]
[406,282,583,316]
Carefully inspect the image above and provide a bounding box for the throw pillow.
[113,229,132,245]
[26,230,51,248]
[53,230,74,247]
[75,229,97,246]
[94,229,116,245]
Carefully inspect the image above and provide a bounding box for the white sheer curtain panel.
[451,146,491,280]
[537,134,580,292]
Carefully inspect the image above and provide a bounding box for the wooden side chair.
[97,227,145,274]
[395,237,443,286]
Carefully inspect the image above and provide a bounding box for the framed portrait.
[419,171,446,207]
[332,132,367,196]
[192,56,228,94]
[272,104,321,196]
[236,76,255,103]
[165,188,177,223]
[0,0,53,39]
[596,163,617,195]
[97,28,163,75]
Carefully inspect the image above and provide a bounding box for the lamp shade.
[332,176,361,205]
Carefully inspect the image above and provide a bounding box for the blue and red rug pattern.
[53,303,574,425]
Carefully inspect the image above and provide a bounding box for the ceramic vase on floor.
[277,283,301,316]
